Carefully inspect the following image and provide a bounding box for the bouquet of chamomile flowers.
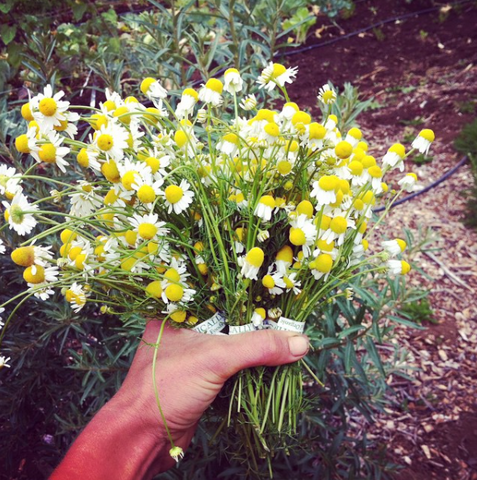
[0,62,434,464]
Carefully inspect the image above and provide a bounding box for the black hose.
[283,0,473,57]
[373,155,470,212]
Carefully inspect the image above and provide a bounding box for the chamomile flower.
[262,267,286,295]
[240,247,265,280]
[77,147,101,172]
[240,94,257,111]
[25,265,59,300]
[117,158,152,191]
[69,182,102,217]
[382,143,406,171]
[175,88,199,119]
[0,356,11,369]
[11,243,54,270]
[54,110,80,138]
[289,215,317,257]
[142,149,171,178]
[317,84,337,105]
[321,214,355,246]
[387,259,411,275]
[275,245,294,274]
[160,179,194,215]
[382,239,407,257]
[223,68,243,94]
[30,85,70,132]
[344,128,362,148]
[398,173,418,192]
[65,283,88,312]
[199,78,223,106]
[3,192,38,236]
[0,164,22,197]
[412,129,435,155]
[251,308,267,327]
[140,77,168,104]
[254,195,276,222]
[131,175,164,204]
[309,253,333,281]
[130,213,169,241]
[29,131,70,172]
[283,272,302,295]
[217,133,240,156]
[257,62,298,91]
[92,123,129,162]
[310,175,338,206]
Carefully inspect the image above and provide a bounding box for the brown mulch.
[287,1,477,478]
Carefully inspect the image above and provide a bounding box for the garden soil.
[288,0,477,478]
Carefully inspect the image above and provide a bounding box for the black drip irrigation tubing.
[283,0,473,57]
[373,155,470,213]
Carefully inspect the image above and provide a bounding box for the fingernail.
[288,335,309,356]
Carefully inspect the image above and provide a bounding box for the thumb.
[208,329,309,380]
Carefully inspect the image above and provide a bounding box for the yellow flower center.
[15,134,30,154]
[103,100,116,111]
[223,133,239,144]
[121,257,137,272]
[101,160,120,183]
[318,175,338,192]
[164,268,180,283]
[97,134,114,152]
[77,148,89,168]
[291,111,311,126]
[75,253,87,270]
[314,254,333,273]
[146,280,163,298]
[322,90,335,104]
[309,123,326,140]
[255,109,275,122]
[121,171,139,190]
[165,185,184,204]
[353,199,364,211]
[205,78,223,94]
[174,130,188,148]
[38,143,57,163]
[330,216,347,234]
[396,239,407,252]
[272,63,286,78]
[335,141,353,159]
[23,265,45,284]
[104,188,119,205]
[368,165,382,178]
[264,122,280,137]
[245,247,264,268]
[182,88,198,100]
[11,246,35,267]
[125,230,137,246]
[389,143,405,157]
[262,275,275,289]
[401,260,411,275]
[140,77,156,94]
[276,245,293,263]
[276,160,291,176]
[21,102,34,121]
[165,284,184,302]
[90,113,108,130]
[289,227,306,246]
[138,223,158,240]
[362,191,375,205]
[145,156,160,173]
[347,127,362,140]
[137,185,155,203]
[39,98,57,117]
[296,200,314,218]
[361,155,376,168]
[60,229,77,244]
[68,246,83,261]
[113,106,131,125]
[316,239,334,251]
[419,129,435,142]
[259,195,275,209]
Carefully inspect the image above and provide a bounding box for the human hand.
[51,320,309,480]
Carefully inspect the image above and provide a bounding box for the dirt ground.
[288,0,477,478]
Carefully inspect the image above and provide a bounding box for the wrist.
[51,391,171,480]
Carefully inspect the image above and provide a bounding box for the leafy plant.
[400,297,436,325]
[282,7,317,44]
